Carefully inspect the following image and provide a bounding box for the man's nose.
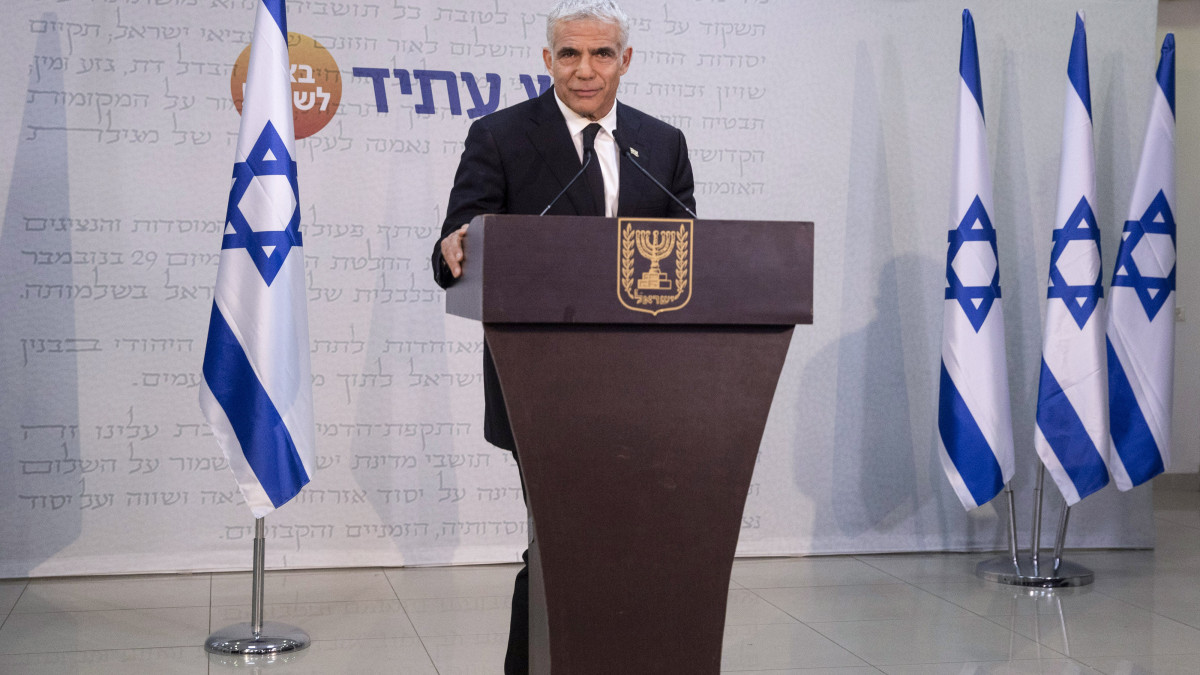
[576,55,595,78]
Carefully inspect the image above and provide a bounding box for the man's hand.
[440,223,470,279]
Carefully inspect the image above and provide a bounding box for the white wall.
[1158,0,1200,476]
[0,0,1165,577]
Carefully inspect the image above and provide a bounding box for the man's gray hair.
[546,0,630,51]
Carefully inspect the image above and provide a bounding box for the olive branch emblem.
[619,221,692,314]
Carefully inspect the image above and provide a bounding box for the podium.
[446,214,813,674]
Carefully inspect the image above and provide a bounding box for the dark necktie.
[581,123,606,216]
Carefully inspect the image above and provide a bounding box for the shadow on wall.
[800,42,922,542]
[344,267,470,565]
[827,255,923,537]
[0,14,83,577]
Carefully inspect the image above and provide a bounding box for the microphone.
[540,149,594,216]
[614,130,698,219]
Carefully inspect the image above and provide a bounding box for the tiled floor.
[2,489,1199,674]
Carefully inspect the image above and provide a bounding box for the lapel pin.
[631,147,640,158]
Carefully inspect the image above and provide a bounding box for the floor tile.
[0,490,1193,673]
[731,557,901,589]
[880,660,1102,674]
[421,632,509,675]
[13,575,209,613]
[402,595,512,637]
[210,568,395,606]
[385,564,521,599]
[207,637,439,674]
[917,581,1135,618]
[210,599,418,640]
[725,589,799,625]
[753,583,972,622]
[0,607,209,654]
[721,622,868,671]
[1151,488,1200,529]
[720,662,883,667]
[1090,570,1200,629]
[1150,508,1200,530]
[1079,653,1200,675]
[1063,550,1162,579]
[1069,522,1200,577]
[0,646,207,675]
[852,552,993,584]
[809,614,1056,666]
[997,604,1200,658]
[0,582,26,618]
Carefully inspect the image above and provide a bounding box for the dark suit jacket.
[431,89,697,450]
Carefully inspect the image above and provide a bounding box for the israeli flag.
[200,0,315,517]
[937,10,1015,510]
[1034,13,1110,506]
[1106,35,1176,491]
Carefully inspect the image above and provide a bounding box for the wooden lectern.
[446,214,813,674]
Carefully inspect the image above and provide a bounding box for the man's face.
[543,18,631,120]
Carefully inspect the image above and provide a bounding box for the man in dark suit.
[430,1,696,671]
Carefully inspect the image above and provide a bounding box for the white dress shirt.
[553,91,620,217]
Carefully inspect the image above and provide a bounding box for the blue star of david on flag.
[1048,196,1103,329]
[945,196,1001,332]
[223,121,302,286]
[1112,190,1175,321]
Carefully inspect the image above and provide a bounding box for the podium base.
[976,554,1094,588]
[204,621,311,655]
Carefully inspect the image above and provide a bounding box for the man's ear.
[620,47,632,75]
[543,47,553,72]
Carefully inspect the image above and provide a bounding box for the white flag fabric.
[1106,34,1177,491]
[1034,13,1110,506]
[937,9,1015,510]
[199,0,315,517]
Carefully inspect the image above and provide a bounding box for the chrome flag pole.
[206,517,310,656]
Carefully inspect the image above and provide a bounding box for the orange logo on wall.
[231,33,341,140]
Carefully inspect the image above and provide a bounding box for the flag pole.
[204,516,311,656]
[1029,466,1045,576]
[977,11,1103,591]
[1004,482,1019,569]
[200,0,315,659]
[251,516,266,635]
[1051,504,1071,573]
[976,466,1093,588]
[973,481,1026,582]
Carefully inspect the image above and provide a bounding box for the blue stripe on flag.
[960,9,985,120]
[938,362,1004,506]
[202,303,309,507]
[1107,337,1166,486]
[1067,14,1092,119]
[1158,33,1176,117]
[263,0,287,37]
[1036,359,1108,499]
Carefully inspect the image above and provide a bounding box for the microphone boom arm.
[619,145,698,220]
[539,150,594,216]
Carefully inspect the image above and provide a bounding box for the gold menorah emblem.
[634,229,676,291]
[618,218,694,315]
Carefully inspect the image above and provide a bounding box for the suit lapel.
[616,104,644,216]
[526,91,589,215]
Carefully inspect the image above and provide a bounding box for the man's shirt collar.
[553,90,618,140]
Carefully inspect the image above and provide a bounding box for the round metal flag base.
[205,621,311,656]
[976,554,1094,588]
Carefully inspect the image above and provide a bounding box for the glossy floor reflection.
[1,487,1198,674]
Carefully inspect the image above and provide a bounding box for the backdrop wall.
[0,0,1172,578]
